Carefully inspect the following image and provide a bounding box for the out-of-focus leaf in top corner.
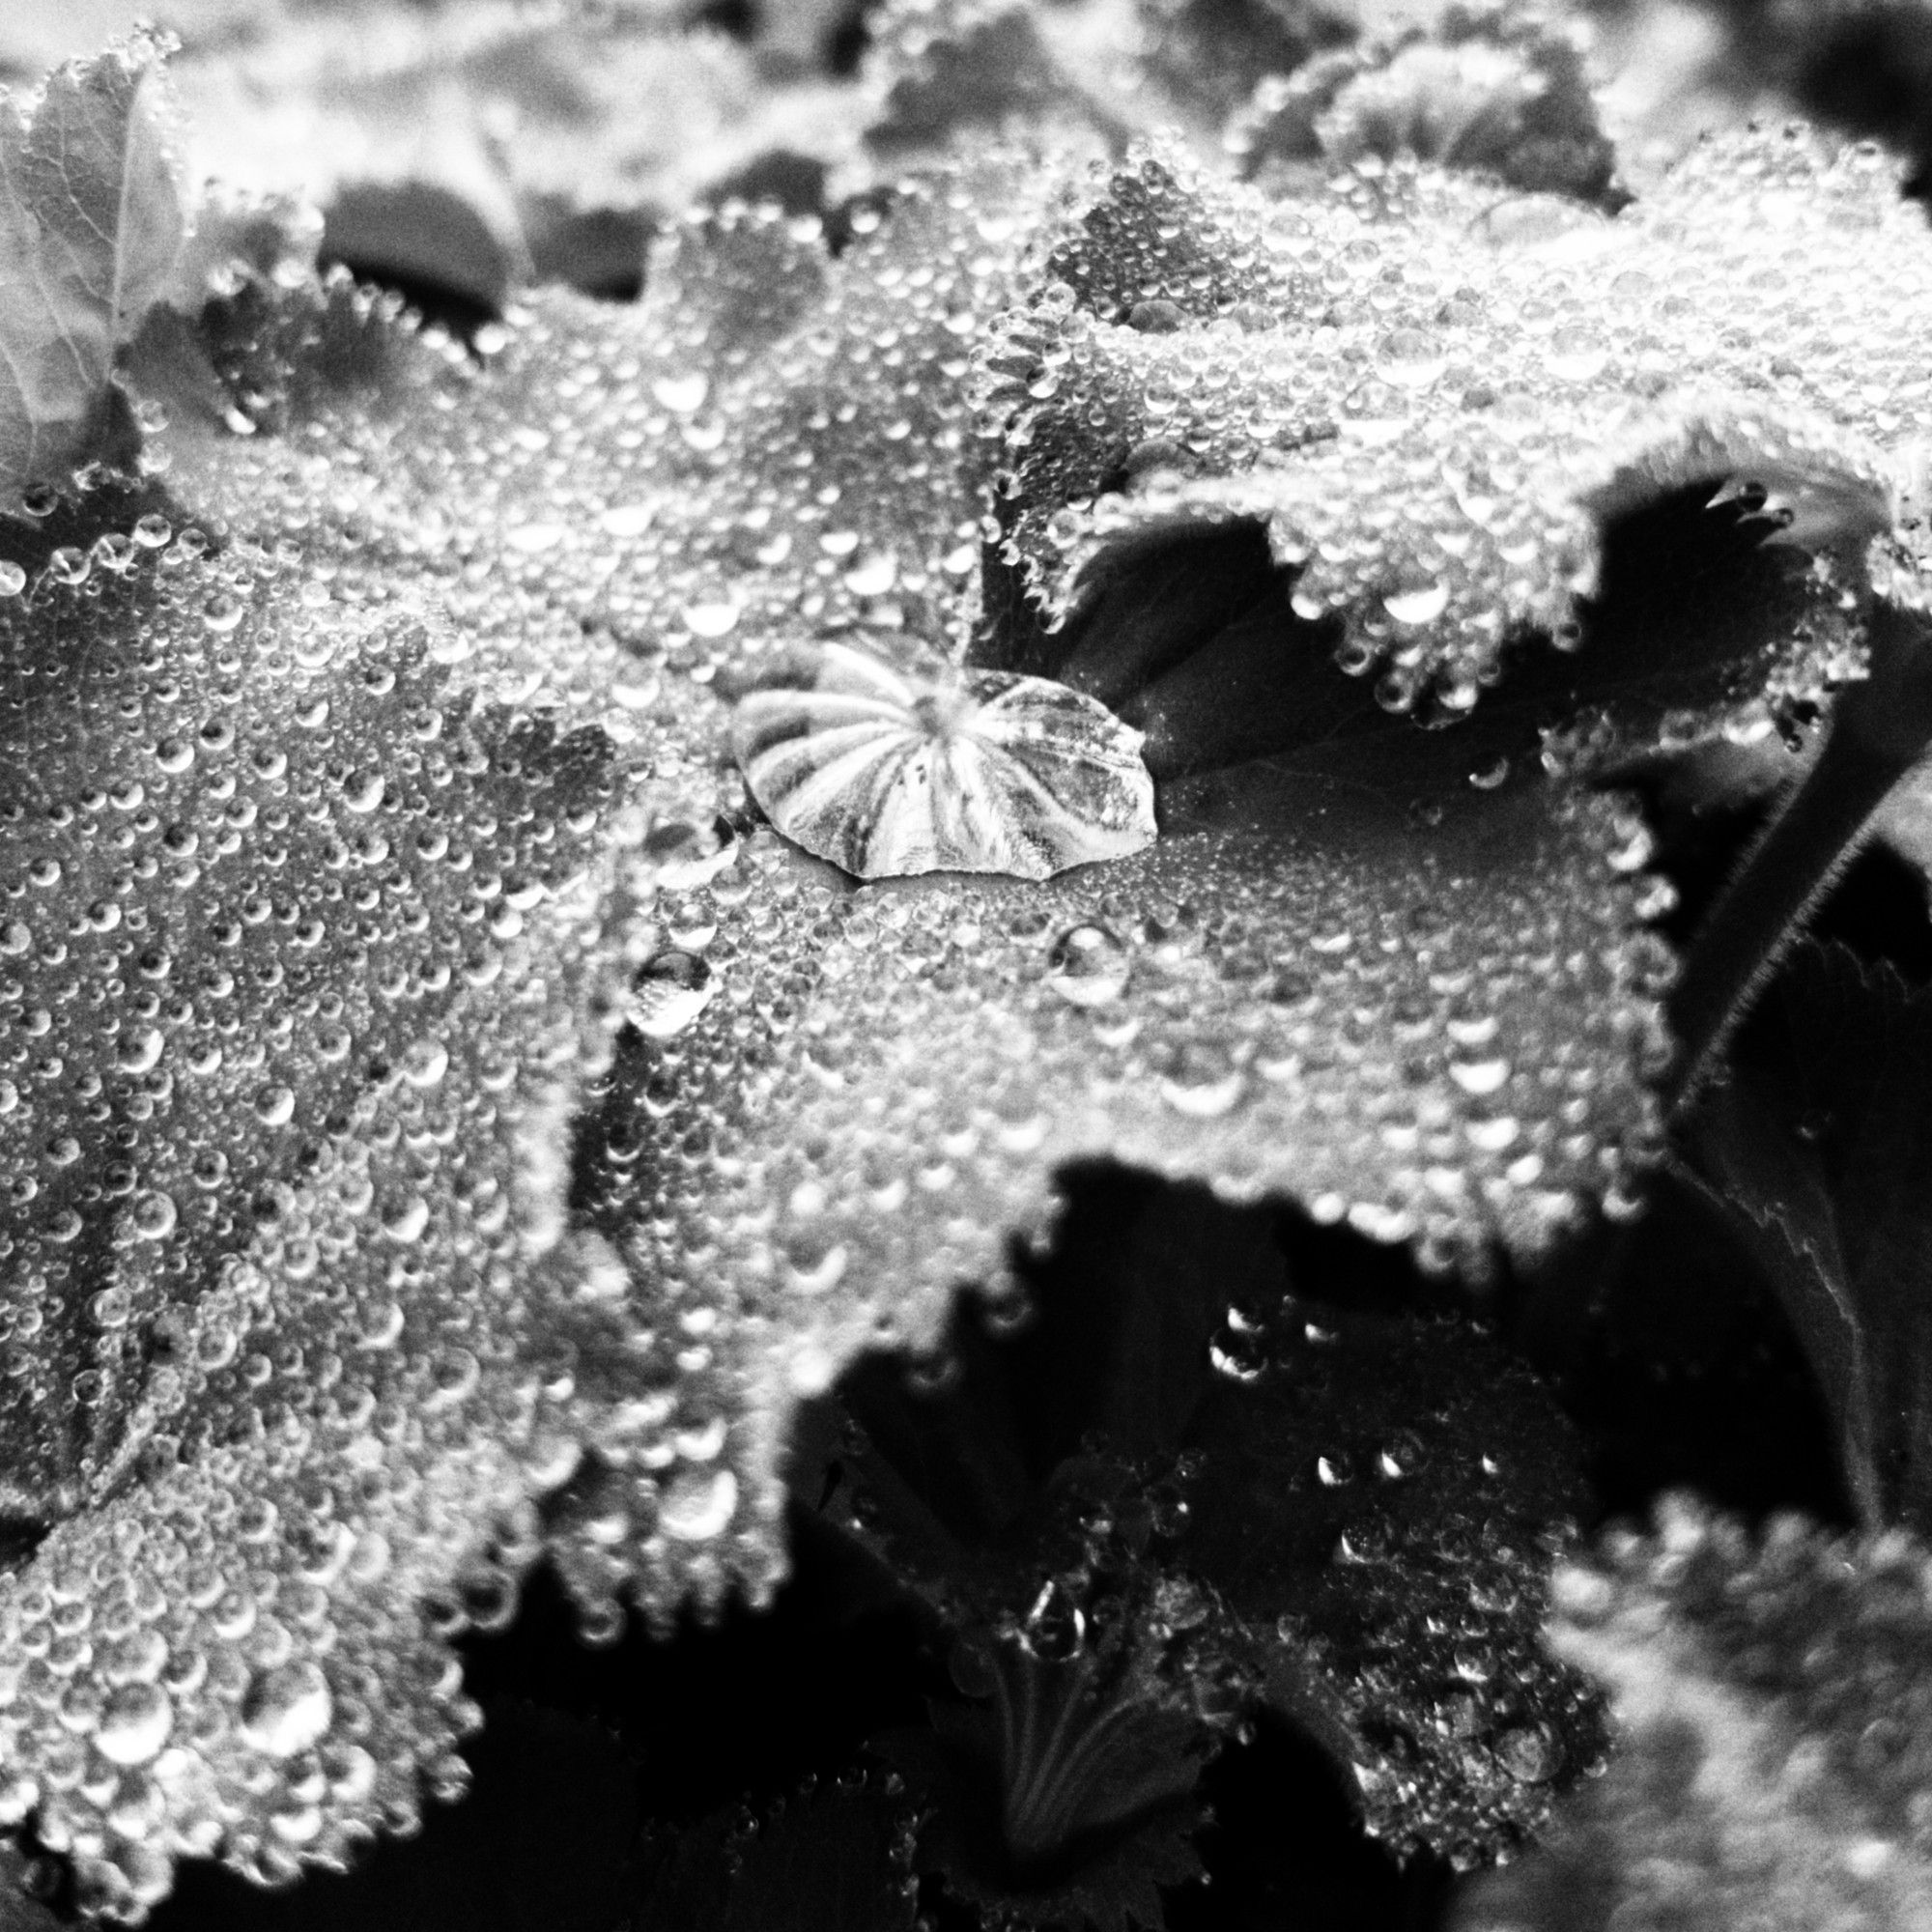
[0,31,185,514]
[1453,1496,1932,1932]
[0,31,319,520]
[164,5,870,311]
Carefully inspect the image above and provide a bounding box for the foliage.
[5,2,1932,1928]
[1454,1496,1932,1930]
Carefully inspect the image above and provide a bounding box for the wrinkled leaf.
[0,520,655,1917]
[992,138,1910,743]
[1454,1495,1932,1931]
[1228,0,1624,206]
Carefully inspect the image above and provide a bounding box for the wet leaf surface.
[5,6,1932,1920]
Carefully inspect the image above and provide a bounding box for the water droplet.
[1449,1057,1511,1096]
[1045,924,1130,1007]
[641,815,739,890]
[201,592,244,634]
[1022,1578,1086,1661]
[1381,582,1450,626]
[1158,1043,1248,1118]
[95,1685,172,1766]
[240,1662,332,1758]
[652,372,709,414]
[253,1084,297,1128]
[628,951,714,1038]
[659,1467,737,1542]
[128,1191,177,1241]
[681,599,742,639]
[842,550,898,597]
[734,640,1155,881]
[400,1039,449,1089]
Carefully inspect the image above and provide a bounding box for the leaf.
[164,10,868,308]
[6,14,1931,1915]
[0,32,185,512]
[1452,1496,1932,1932]
[114,107,1674,1665]
[988,140,1907,750]
[1594,0,1932,201]
[0,513,652,1917]
[817,1180,1605,1879]
[1687,941,1932,1532]
[1228,1,1625,206]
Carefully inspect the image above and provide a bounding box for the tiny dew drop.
[128,1191,178,1241]
[240,1662,332,1758]
[641,815,739,890]
[201,592,245,634]
[1045,924,1130,1008]
[1381,581,1449,625]
[659,1467,737,1542]
[628,950,715,1038]
[651,372,709,414]
[96,1684,173,1766]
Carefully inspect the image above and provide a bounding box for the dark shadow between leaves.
[984,473,1832,810]
[1510,1165,1853,1531]
[1168,1712,1456,1932]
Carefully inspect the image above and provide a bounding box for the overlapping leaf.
[1689,942,1932,1531]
